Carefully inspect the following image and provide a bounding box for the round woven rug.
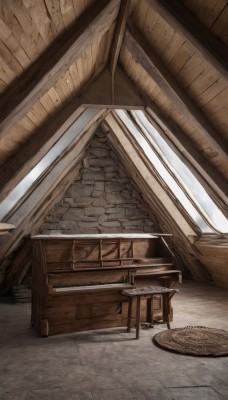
[153,326,228,356]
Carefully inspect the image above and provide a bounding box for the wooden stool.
[121,286,178,339]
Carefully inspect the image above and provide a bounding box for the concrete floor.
[0,280,228,400]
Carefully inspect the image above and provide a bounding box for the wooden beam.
[0,65,144,203]
[0,108,106,220]
[123,25,228,160]
[144,106,228,210]
[0,112,108,262]
[105,112,197,238]
[105,120,211,281]
[0,0,120,139]
[110,0,131,103]
[0,65,106,200]
[110,0,131,77]
[145,0,228,78]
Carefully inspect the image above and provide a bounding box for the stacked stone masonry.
[40,129,159,234]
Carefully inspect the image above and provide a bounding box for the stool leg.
[162,293,171,329]
[127,297,133,333]
[136,296,141,339]
[146,295,153,324]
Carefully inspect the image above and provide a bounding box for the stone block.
[106,172,118,179]
[99,227,123,233]
[54,205,69,215]
[118,178,130,183]
[45,216,61,223]
[63,208,84,220]
[119,166,127,177]
[104,166,118,172]
[106,207,125,214]
[89,158,116,167]
[91,198,108,207]
[63,198,74,205]
[41,229,63,235]
[82,172,105,181]
[143,226,154,232]
[145,219,155,226]
[95,131,105,138]
[92,190,103,197]
[98,214,107,224]
[58,221,77,230]
[98,221,121,227]
[90,148,109,157]
[107,213,125,220]
[105,182,125,192]
[106,193,126,204]
[42,222,58,229]
[73,197,93,207]
[122,190,132,198]
[90,139,108,146]
[81,216,98,222]
[67,183,93,197]
[126,208,147,218]
[85,207,105,216]
[77,228,99,233]
[77,221,99,228]
[122,219,146,226]
[94,182,104,191]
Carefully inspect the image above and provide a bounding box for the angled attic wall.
[39,128,160,235]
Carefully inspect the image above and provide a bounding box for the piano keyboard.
[53,282,131,292]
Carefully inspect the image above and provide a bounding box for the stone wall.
[40,129,160,234]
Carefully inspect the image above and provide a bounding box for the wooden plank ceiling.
[0,0,227,286]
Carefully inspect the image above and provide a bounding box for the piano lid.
[31,233,172,239]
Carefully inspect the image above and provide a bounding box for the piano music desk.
[121,286,178,339]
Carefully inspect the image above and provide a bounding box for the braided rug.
[153,326,228,356]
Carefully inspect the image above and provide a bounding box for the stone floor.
[0,280,228,400]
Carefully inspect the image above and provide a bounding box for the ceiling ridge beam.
[110,0,131,76]
[0,0,120,139]
[123,24,228,160]
[145,0,228,78]
[109,0,131,102]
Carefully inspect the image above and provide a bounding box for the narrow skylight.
[116,109,228,234]
[0,108,100,221]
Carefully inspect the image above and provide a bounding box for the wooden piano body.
[31,234,181,336]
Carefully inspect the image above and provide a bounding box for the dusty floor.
[0,280,228,400]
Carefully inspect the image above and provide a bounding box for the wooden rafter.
[0,108,106,217]
[110,0,131,77]
[145,0,228,78]
[144,106,228,210]
[0,0,120,139]
[123,25,228,160]
[0,111,108,262]
[105,112,197,239]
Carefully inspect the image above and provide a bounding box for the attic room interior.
[0,0,228,399]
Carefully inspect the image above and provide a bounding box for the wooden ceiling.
[0,0,227,286]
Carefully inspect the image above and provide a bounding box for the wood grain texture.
[146,0,228,77]
[0,0,120,138]
[123,25,228,160]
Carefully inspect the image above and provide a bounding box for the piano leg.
[41,319,49,337]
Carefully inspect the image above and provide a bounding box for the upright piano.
[31,234,181,336]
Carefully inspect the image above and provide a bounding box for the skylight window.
[116,109,228,234]
[0,108,100,221]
